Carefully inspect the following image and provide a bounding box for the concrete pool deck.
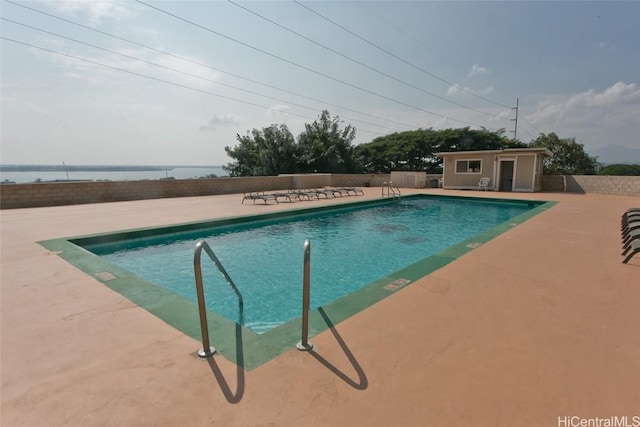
[2,188,639,426]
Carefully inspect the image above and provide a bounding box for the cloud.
[266,104,291,118]
[566,81,640,108]
[527,81,640,124]
[447,85,463,96]
[466,64,489,79]
[522,82,640,150]
[199,113,242,132]
[447,85,495,96]
[32,37,220,89]
[592,41,617,51]
[45,0,138,25]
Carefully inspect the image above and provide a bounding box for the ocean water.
[0,166,227,183]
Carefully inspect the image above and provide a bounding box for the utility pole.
[510,98,519,141]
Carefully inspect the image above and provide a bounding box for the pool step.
[244,321,285,334]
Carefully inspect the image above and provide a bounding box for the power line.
[509,99,549,142]
[5,0,510,135]
[519,115,546,137]
[2,17,404,133]
[133,0,500,130]
[227,0,508,122]
[354,1,519,106]
[3,0,418,131]
[517,128,537,142]
[353,1,467,75]
[0,36,391,137]
[293,0,513,110]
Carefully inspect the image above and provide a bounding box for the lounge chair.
[242,192,278,205]
[622,219,640,239]
[622,239,640,264]
[302,188,334,199]
[333,186,364,196]
[621,208,640,264]
[324,186,352,197]
[622,208,640,218]
[268,191,301,203]
[623,214,640,223]
[288,189,315,201]
[622,229,640,253]
[316,187,345,197]
[622,212,640,228]
[478,177,490,191]
[623,228,640,245]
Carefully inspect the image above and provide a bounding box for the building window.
[455,159,482,173]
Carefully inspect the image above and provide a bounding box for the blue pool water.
[85,197,537,333]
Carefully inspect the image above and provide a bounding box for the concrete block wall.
[0,174,390,209]
[289,173,331,189]
[385,172,443,189]
[2,173,637,209]
[542,175,640,196]
[390,171,425,188]
[0,176,294,209]
[541,176,565,192]
[330,174,390,188]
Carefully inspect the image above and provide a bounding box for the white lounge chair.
[478,177,490,191]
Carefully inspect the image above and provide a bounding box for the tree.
[356,129,439,173]
[529,133,602,175]
[223,111,361,176]
[223,124,297,176]
[297,110,360,173]
[598,164,640,176]
[355,127,516,173]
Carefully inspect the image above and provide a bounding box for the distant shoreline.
[0,164,222,172]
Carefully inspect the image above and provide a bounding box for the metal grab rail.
[382,181,401,199]
[194,240,244,358]
[296,240,313,351]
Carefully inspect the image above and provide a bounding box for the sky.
[1,0,639,166]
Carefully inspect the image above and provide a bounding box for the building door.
[499,161,514,191]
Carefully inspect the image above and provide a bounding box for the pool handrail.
[382,181,401,199]
[193,239,244,358]
[296,239,313,351]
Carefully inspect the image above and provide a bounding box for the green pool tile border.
[39,195,555,371]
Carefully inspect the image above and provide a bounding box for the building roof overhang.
[434,148,553,157]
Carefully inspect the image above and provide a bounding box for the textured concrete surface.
[2,189,639,426]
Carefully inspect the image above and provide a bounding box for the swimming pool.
[77,195,542,334]
[40,194,551,369]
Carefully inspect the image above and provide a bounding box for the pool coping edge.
[38,195,555,371]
